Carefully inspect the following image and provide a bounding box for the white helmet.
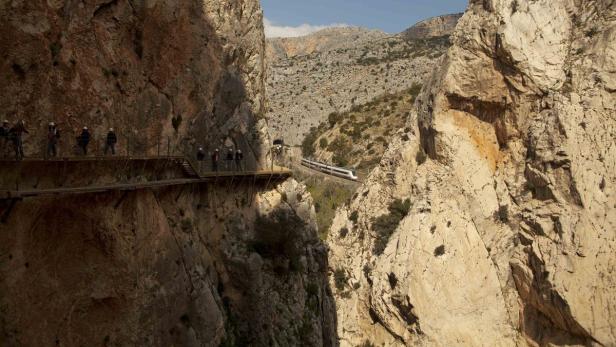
[109,128,114,132]
[83,126,88,130]
[3,120,8,124]
[49,122,55,126]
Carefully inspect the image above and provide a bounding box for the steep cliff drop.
[0,1,336,346]
[328,0,616,346]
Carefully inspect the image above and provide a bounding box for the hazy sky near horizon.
[261,0,468,38]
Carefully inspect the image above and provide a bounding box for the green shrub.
[434,245,446,257]
[302,126,319,157]
[328,112,343,128]
[349,211,359,224]
[388,272,398,289]
[585,27,599,38]
[334,268,348,291]
[333,153,349,167]
[416,148,427,165]
[363,264,372,279]
[510,0,519,14]
[408,83,423,100]
[372,199,412,255]
[319,138,328,149]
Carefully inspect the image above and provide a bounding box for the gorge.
[1,0,615,346]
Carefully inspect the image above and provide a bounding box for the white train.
[301,158,359,181]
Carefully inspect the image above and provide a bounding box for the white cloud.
[264,18,349,38]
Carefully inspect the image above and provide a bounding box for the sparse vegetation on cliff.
[372,199,412,255]
[307,86,422,174]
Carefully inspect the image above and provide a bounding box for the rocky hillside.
[328,0,616,346]
[401,13,463,40]
[266,27,452,146]
[303,85,422,175]
[267,27,388,63]
[0,1,336,346]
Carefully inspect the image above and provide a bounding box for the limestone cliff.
[0,1,336,345]
[401,13,463,40]
[0,0,268,165]
[328,0,616,346]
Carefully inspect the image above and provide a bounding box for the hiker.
[105,128,117,155]
[211,148,220,172]
[77,127,90,156]
[197,147,205,161]
[235,149,243,171]
[46,122,60,158]
[9,120,28,160]
[226,148,234,171]
[0,120,10,158]
[196,147,205,172]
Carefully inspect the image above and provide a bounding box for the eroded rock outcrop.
[328,0,616,346]
[401,13,463,40]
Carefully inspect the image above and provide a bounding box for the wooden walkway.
[0,157,292,200]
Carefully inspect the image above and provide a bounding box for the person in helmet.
[105,128,117,155]
[211,148,220,172]
[46,122,60,159]
[0,120,10,158]
[77,126,90,156]
[196,147,205,172]
[197,147,205,161]
[226,148,234,171]
[235,149,243,172]
[9,120,28,160]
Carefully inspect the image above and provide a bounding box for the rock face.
[1,178,337,346]
[401,13,463,40]
[0,1,336,345]
[0,0,268,166]
[328,0,616,346]
[266,27,450,146]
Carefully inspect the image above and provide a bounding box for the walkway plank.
[0,170,292,200]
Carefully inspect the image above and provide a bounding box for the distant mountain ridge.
[266,27,388,63]
[401,13,463,40]
[265,14,461,146]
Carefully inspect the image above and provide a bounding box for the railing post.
[167,137,170,157]
[270,147,273,171]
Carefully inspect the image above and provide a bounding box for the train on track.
[300,158,358,181]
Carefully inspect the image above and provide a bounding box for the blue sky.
[261,0,468,37]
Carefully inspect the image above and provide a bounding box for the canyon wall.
[0,0,268,165]
[0,1,336,345]
[1,179,336,346]
[328,0,616,346]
